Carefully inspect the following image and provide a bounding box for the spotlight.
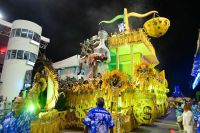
[28,104,35,112]
[0,12,3,19]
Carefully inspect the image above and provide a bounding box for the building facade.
[0,19,49,101]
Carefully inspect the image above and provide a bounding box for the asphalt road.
[131,108,180,133]
[130,121,178,133]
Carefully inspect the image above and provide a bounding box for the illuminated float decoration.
[143,15,170,38]
[28,56,59,111]
[191,30,200,89]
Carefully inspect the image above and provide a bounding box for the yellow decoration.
[57,67,169,131]
[108,29,157,57]
[31,109,60,133]
[45,66,59,110]
[124,8,158,32]
[144,17,170,38]
[40,78,47,92]
[132,92,157,124]
[28,64,59,111]
[100,8,158,33]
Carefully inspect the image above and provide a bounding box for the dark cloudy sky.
[0,0,200,97]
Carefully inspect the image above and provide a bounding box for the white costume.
[182,110,194,133]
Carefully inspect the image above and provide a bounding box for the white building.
[0,19,50,102]
[53,55,81,80]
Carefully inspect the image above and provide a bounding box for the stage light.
[28,103,35,112]
[0,12,3,19]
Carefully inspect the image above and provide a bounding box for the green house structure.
[108,28,159,77]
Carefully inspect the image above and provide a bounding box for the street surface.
[62,108,180,133]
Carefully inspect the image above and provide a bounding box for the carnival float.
[0,8,170,133]
[56,8,170,132]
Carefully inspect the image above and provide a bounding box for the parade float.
[56,8,170,132]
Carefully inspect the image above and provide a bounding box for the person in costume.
[176,102,184,130]
[191,100,199,128]
[197,113,200,133]
[83,97,114,133]
[182,104,194,133]
[0,97,36,133]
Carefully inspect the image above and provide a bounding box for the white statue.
[93,30,111,76]
[79,30,111,79]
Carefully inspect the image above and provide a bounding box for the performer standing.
[182,104,194,133]
[83,97,114,133]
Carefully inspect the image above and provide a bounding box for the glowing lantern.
[144,17,170,38]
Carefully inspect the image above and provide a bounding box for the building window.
[29,52,37,63]
[17,50,24,59]
[24,51,29,60]
[13,29,16,37]
[15,29,21,37]
[33,32,40,42]
[5,49,37,62]
[21,29,28,38]
[11,50,17,59]
[10,28,41,42]
[29,53,34,62]
[28,30,33,39]
[10,29,16,37]
[5,50,11,59]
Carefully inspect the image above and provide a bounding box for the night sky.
[0,0,200,97]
